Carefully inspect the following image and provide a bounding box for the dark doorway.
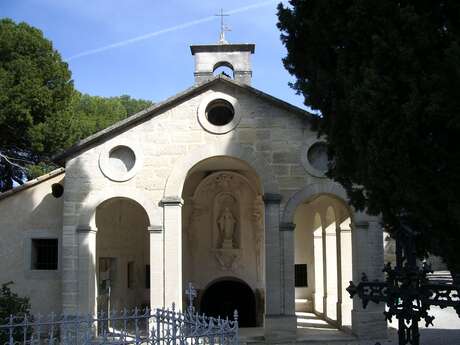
[200,279,257,327]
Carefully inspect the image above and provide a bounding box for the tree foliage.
[0,18,74,190]
[24,93,153,179]
[0,282,31,344]
[277,1,460,270]
[0,18,153,188]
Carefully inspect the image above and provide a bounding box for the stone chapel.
[0,39,388,342]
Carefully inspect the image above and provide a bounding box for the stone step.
[295,298,312,312]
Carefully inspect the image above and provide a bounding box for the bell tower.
[190,43,255,85]
[190,9,255,85]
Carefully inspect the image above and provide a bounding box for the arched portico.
[77,188,158,229]
[74,190,160,316]
[161,146,297,338]
[282,182,387,338]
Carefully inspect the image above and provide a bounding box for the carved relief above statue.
[199,172,245,197]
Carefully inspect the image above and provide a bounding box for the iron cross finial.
[185,282,197,312]
[215,8,231,44]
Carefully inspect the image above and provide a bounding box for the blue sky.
[1,0,306,109]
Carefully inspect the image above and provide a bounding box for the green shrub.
[0,282,31,344]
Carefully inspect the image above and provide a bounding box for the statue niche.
[218,207,236,249]
[212,190,241,272]
[215,194,239,249]
[186,171,262,274]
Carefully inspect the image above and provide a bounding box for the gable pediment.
[53,76,313,164]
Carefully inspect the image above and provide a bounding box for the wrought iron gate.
[1,285,238,345]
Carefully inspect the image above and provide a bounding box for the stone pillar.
[340,227,353,328]
[279,222,296,316]
[149,225,164,309]
[325,225,338,322]
[322,225,328,317]
[263,194,296,341]
[313,227,324,314]
[351,216,387,339]
[161,197,183,309]
[335,224,343,326]
[77,226,97,316]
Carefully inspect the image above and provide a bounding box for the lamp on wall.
[51,183,64,198]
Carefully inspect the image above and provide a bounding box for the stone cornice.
[148,225,163,233]
[279,222,296,232]
[160,196,184,207]
[76,226,97,234]
[354,221,369,229]
[263,193,282,204]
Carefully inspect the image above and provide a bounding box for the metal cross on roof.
[185,282,197,313]
[215,8,231,44]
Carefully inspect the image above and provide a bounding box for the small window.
[295,264,308,287]
[205,99,235,126]
[127,261,135,289]
[145,265,150,289]
[31,239,58,270]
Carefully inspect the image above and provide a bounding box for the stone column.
[351,216,387,339]
[77,226,97,316]
[263,194,296,341]
[335,224,343,326]
[340,227,353,328]
[161,197,183,309]
[279,222,296,316]
[149,225,164,309]
[325,225,338,322]
[313,227,324,314]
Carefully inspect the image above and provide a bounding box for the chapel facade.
[0,40,387,342]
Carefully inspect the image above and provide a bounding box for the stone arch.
[200,276,256,327]
[213,61,235,78]
[282,182,351,225]
[78,187,157,229]
[213,61,235,72]
[164,143,279,197]
[324,206,337,231]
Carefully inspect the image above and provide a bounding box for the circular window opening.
[307,142,329,172]
[109,146,136,173]
[206,99,235,126]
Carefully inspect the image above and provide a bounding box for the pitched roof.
[53,76,313,164]
[0,168,65,201]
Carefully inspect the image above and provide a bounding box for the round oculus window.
[197,92,241,134]
[99,142,143,182]
[205,99,235,126]
[109,146,136,173]
[307,142,328,172]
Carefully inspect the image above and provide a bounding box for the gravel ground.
[386,306,460,345]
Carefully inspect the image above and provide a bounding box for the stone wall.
[0,173,64,315]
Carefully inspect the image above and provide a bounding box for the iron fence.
[0,304,238,345]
